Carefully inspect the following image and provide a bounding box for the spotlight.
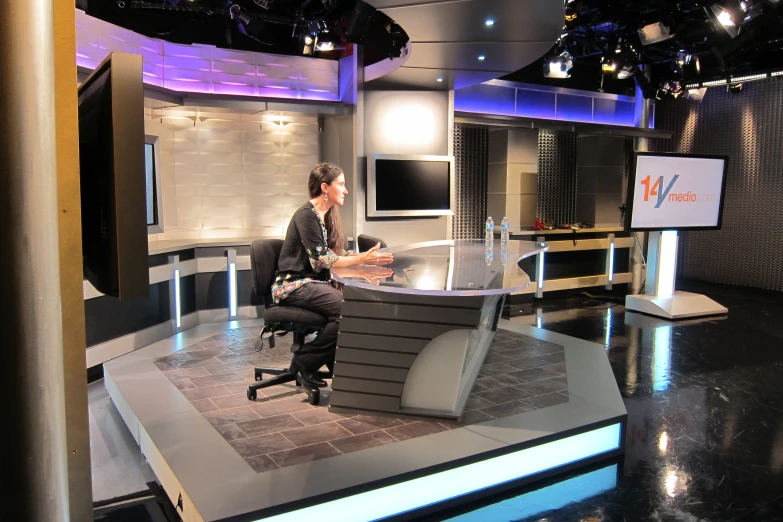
[543,50,573,78]
[707,4,739,38]
[687,87,708,101]
[478,55,486,61]
[601,55,617,73]
[485,18,494,27]
[436,77,443,82]
[728,82,744,94]
[676,50,691,66]
[638,22,673,45]
[617,64,635,79]
[299,33,315,55]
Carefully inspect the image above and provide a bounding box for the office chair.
[246,239,330,405]
[357,234,387,252]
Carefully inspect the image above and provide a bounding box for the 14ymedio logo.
[639,175,715,208]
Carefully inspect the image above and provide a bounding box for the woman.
[272,163,393,388]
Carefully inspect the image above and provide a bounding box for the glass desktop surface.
[332,239,548,296]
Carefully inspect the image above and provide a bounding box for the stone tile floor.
[154,326,568,473]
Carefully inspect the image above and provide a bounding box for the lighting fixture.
[708,4,739,38]
[731,73,767,82]
[772,70,783,77]
[601,56,617,73]
[638,22,673,45]
[687,88,707,101]
[617,64,635,79]
[436,77,443,82]
[728,82,744,94]
[702,78,727,86]
[676,50,691,66]
[299,33,315,55]
[543,50,573,78]
[315,40,335,52]
[485,18,494,27]
[478,55,486,61]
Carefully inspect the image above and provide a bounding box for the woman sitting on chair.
[272,163,393,388]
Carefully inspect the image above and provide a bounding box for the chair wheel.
[247,388,257,401]
[255,369,263,381]
[308,389,320,405]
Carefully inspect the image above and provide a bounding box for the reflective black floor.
[417,280,783,522]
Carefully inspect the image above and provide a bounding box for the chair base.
[246,363,334,406]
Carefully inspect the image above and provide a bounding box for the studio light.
[728,81,744,93]
[638,22,673,45]
[543,50,573,78]
[478,55,486,61]
[601,55,617,73]
[687,87,707,101]
[299,33,315,55]
[708,4,740,37]
[485,18,495,27]
[617,64,635,79]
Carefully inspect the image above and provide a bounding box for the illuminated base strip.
[260,423,622,522]
[447,463,618,521]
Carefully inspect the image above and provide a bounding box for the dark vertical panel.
[85,281,171,347]
[652,81,783,291]
[453,124,489,239]
[180,274,196,316]
[537,130,577,225]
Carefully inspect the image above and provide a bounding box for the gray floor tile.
[249,397,312,417]
[182,384,233,401]
[203,406,260,427]
[458,409,494,425]
[523,392,570,409]
[191,372,245,387]
[336,416,405,435]
[476,385,532,405]
[329,431,397,454]
[506,367,560,383]
[237,413,305,437]
[215,423,248,442]
[245,454,280,473]
[385,421,449,441]
[291,408,352,426]
[537,352,566,364]
[229,433,295,458]
[479,400,537,418]
[463,395,497,411]
[211,393,255,410]
[268,442,342,468]
[280,422,353,447]
[507,356,552,370]
[515,379,567,396]
[190,399,220,414]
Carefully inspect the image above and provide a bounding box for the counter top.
[509,226,625,236]
[147,237,278,256]
[332,239,548,297]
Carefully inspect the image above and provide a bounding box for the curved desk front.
[329,239,548,420]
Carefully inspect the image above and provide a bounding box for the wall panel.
[652,81,783,291]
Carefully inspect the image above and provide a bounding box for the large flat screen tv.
[626,152,728,231]
[78,53,149,299]
[368,154,454,218]
[145,135,164,233]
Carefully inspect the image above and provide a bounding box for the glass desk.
[330,240,548,420]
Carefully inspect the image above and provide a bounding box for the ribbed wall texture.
[145,110,319,240]
[537,131,577,225]
[453,125,489,239]
[651,81,783,291]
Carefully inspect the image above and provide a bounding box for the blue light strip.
[445,463,618,521]
[258,423,622,522]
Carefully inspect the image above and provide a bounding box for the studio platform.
[103,319,627,521]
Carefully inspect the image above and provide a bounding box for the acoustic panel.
[537,131,577,225]
[651,81,783,291]
[453,125,489,239]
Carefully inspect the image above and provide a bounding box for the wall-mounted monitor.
[626,152,728,231]
[145,135,164,234]
[368,154,455,218]
[78,52,150,299]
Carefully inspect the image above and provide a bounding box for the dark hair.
[308,163,345,254]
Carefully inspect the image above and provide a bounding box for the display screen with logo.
[626,152,728,231]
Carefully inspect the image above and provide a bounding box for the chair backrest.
[250,239,284,307]
[357,234,387,253]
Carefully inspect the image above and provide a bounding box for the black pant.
[283,283,342,373]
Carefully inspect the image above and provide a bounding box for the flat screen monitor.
[626,152,728,231]
[78,53,150,299]
[368,155,454,218]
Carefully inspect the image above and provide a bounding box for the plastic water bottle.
[485,217,494,265]
[499,217,509,266]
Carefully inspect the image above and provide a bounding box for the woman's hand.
[337,266,394,285]
[361,243,394,266]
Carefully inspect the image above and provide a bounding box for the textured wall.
[145,110,320,240]
[453,125,488,239]
[537,131,577,225]
[652,81,783,291]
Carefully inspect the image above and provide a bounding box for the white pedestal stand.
[625,231,728,319]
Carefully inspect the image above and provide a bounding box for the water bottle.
[485,217,494,265]
[500,217,509,265]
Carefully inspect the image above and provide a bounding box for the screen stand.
[625,231,728,319]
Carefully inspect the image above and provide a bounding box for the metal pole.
[631,66,652,294]
[0,0,71,518]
